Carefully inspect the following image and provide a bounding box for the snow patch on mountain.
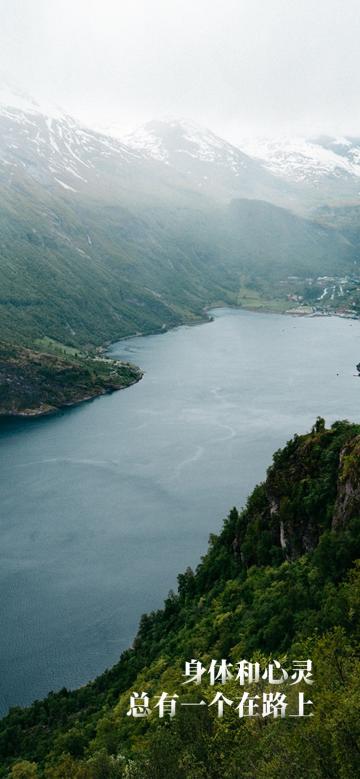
[124,119,250,173]
[54,177,77,192]
[0,84,145,194]
[237,136,360,182]
[124,123,168,162]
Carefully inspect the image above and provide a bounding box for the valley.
[1,81,360,779]
[1,1,360,776]
[1,89,360,415]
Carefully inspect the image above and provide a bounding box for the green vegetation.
[2,183,355,414]
[1,420,359,777]
[0,169,355,349]
[0,341,141,416]
[33,338,84,358]
[236,285,293,312]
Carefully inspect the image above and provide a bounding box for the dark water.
[1,308,360,714]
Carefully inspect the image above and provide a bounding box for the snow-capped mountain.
[237,135,360,188]
[2,89,259,208]
[1,82,360,210]
[124,119,294,206]
[123,119,360,207]
[0,83,149,198]
[0,90,356,350]
[125,118,252,167]
[313,135,360,169]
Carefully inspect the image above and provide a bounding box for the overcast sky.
[0,0,360,139]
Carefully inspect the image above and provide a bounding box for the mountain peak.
[124,117,252,169]
[122,118,298,207]
[0,80,66,120]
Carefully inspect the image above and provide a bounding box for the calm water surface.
[1,308,360,714]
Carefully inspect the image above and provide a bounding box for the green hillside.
[0,179,354,349]
[0,106,357,354]
[1,419,359,778]
[0,182,230,347]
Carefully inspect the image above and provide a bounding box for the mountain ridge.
[2,80,360,206]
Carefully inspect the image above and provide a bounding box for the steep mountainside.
[0,179,354,349]
[0,87,196,205]
[225,199,356,278]
[0,98,355,347]
[0,90,357,344]
[1,420,359,778]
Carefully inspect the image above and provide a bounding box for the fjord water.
[1,308,360,714]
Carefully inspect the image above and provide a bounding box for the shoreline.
[1,307,358,724]
[0,341,144,420]
[102,310,213,353]
[4,302,357,421]
[232,300,360,321]
[0,369,144,420]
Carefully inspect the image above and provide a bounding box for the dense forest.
[1,418,359,778]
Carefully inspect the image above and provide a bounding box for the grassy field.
[237,285,293,312]
[34,337,85,358]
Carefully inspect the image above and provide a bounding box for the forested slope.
[1,419,360,778]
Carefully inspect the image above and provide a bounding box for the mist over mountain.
[1,4,360,775]
[124,119,299,207]
[0,83,359,409]
[2,81,360,210]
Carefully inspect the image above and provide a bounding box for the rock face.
[332,435,360,528]
[234,421,360,564]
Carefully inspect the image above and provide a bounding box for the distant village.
[282,275,360,317]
